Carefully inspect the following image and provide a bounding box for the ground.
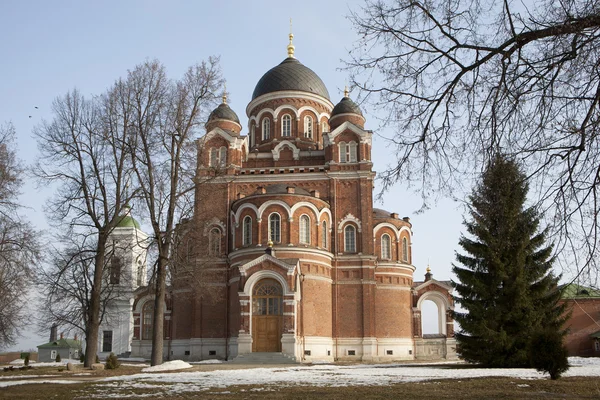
[0,357,599,399]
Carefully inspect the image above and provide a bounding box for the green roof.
[560,283,600,299]
[590,331,600,339]
[37,338,81,349]
[116,215,141,229]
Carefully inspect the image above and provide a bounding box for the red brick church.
[130,34,456,362]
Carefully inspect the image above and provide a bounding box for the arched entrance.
[252,279,283,352]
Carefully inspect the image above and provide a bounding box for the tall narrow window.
[381,234,391,259]
[402,237,409,262]
[345,225,356,252]
[110,256,121,284]
[209,228,221,256]
[269,213,281,243]
[304,116,313,138]
[262,118,271,140]
[322,220,327,249]
[142,301,153,340]
[250,124,255,147]
[210,148,218,167]
[322,121,328,133]
[339,142,347,162]
[299,215,310,244]
[219,146,227,167]
[349,142,358,162]
[282,115,291,137]
[243,216,252,246]
[102,330,113,352]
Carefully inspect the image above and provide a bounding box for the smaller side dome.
[331,97,363,118]
[329,89,365,130]
[207,103,241,125]
[206,93,242,134]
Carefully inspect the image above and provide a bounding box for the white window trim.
[209,228,221,256]
[268,212,281,243]
[381,234,391,260]
[243,216,252,246]
[299,214,310,244]
[344,225,357,253]
[263,118,271,140]
[402,237,409,262]
[282,115,291,137]
[304,116,313,139]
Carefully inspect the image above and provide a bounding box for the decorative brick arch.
[415,286,453,336]
[272,140,300,161]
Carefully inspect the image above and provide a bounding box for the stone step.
[230,352,297,364]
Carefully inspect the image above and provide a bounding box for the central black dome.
[252,57,330,101]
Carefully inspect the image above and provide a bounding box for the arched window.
[344,225,356,252]
[250,124,255,147]
[339,141,358,163]
[110,256,121,284]
[243,216,252,246]
[339,142,347,162]
[381,234,391,259]
[209,228,221,256]
[322,220,327,249]
[210,148,218,167]
[269,213,281,243]
[219,146,227,167]
[142,301,154,340]
[262,118,271,140]
[402,237,409,262]
[304,116,313,139]
[282,115,291,137]
[299,215,310,244]
[210,147,227,167]
[322,121,328,133]
[349,142,358,162]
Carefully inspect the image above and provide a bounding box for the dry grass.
[1,372,599,399]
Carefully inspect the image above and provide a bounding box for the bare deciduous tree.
[0,122,40,349]
[34,90,133,366]
[347,0,600,279]
[123,59,223,365]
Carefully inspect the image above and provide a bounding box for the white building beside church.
[97,206,148,358]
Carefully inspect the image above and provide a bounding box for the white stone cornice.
[246,91,334,117]
[323,121,372,147]
[237,253,298,277]
[413,279,454,293]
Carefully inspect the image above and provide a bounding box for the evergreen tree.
[452,154,567,367]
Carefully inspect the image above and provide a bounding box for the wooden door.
[252,279,283,352]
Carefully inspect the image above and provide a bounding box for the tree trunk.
[84,234,107,367]
[150,251,168,366]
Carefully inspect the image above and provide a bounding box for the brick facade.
[131,46,456,362]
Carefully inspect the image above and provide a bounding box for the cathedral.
[120,34,456,362]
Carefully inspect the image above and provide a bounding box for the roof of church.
[252,57,330,101]
[265,184,311,196]
[331,96,363,117]
[373,208,393,218]
[207,102,240,124]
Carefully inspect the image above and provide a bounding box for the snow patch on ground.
[141,360,193,372]
[0,379,79,388]
[190,360,223,365]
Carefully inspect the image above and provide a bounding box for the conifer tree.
[452,154,567,367]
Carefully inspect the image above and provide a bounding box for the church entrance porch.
[252,279,283,352]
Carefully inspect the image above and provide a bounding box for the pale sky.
[0,1,465,351]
